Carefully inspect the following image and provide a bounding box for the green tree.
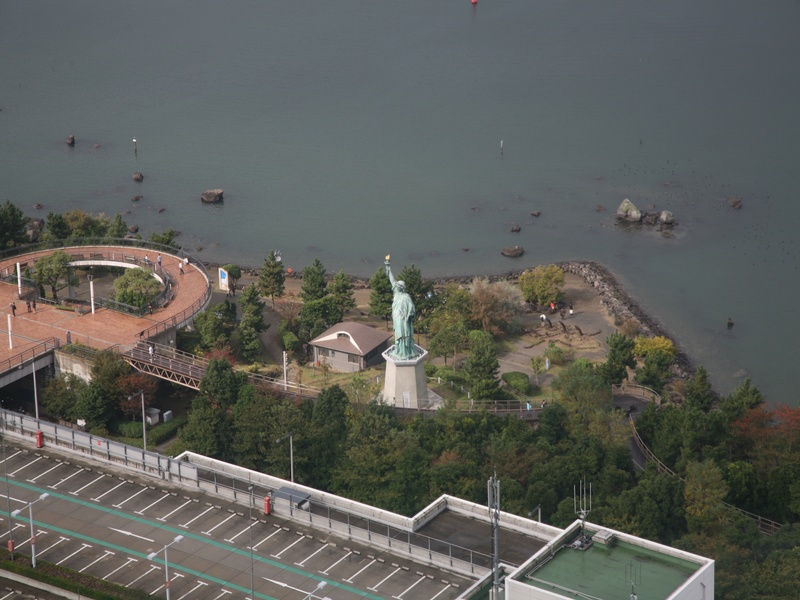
[34,250,77,301]
[180,398,231,459]
[464,330,500,400]
[74,385,114,431]
[518,265,565,306]
[329,271,356,314]
[42,212,70,241]
[238,284,268,362]
[598,332,636,385]
[63,209,108,238]
[148,229,180,248]
[398,264,435,318]
[259,250,285,308]
[684,366,717,412]
[684,459,730,534]
[194,301,237,349]
[552,360,613,435]
[113,267,161,307]
[42,373,88,422]
[200,357,249,409]
[105,213,128,239]
[427,312,469,366]
[221,263,242,291]
[301,257,328,302]
[298,296,343,342]
[468,278,522,336]
[368,268,392,325]
[0,201,28,249]
[634,349,672,393]
[305,385,350,489]
[530,356,545,388]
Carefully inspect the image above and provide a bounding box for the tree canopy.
[259,250,285,307]
[518,265,565,306]
[113,267,161,307]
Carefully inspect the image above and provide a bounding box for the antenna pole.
[488,472,501,599]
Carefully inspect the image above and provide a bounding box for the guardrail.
[612,383,661,405]
[0,338,60,376]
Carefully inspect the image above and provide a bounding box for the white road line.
[27,461,65,483]
[210,591,232,600]
[177,580,208,599]
[179,505,214,528]
[8,456,43,477]
[295,542,328,566]
[103,557,138,580]
[202,512,237,536]
[37,536,69,557]
[0,591,14,599]
[150,572,184,596]
[49,467,84,489]
[135,493,170,515]
[126,564,160,587]
[92,479,128,502]
[394,574,427,598]
[0,450,22,464]
[368,566,401,591]
[69,473,107,496]
[320,550,352,575]
[79,550,115,572]
[57,543,92,565]
[157,499,193,522]
[251,527,284,551]
[224,522,255,543]
[0,493,27,505]
[114,485,148,508]
[16,530,47,549]
[344,559,376,583]
[270,534,305,558]
[429,584,453,600]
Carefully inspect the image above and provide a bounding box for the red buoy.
[472,0,478,4]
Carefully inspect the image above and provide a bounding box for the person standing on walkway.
[32,299,37,313]
[157,254,162,271]
[26,300,31,312]
[148,344,154,361]
[179,261,184,276]
[10,302,16,317]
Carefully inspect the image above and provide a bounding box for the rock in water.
[66,134,75,147]
[501,246,525,258]
[659,210,675,225]
[201,189,224,204]
[616,198,642,222]
[132,171,144,182]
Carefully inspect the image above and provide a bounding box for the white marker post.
[7,314,12,349]
[16,262,22,297]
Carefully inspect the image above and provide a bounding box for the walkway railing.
[612,383,661,405]
[0,337,60,377]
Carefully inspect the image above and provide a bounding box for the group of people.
[9,299,36,316]
[539,301,574,325]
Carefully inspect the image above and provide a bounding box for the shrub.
[544,341,573,366]
[148,416,187,446]
[281,330,300,352]
[501,371,531,394]
[634,335,676,359]
[117,421,143,438]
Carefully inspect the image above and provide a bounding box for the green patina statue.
[385,255,417,360]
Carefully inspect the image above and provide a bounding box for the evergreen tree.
[301,257,328,302]
[148,229,180,248]
[42,212,70,241]
[0,201,28,249]
[369,268,392,325]
[464,330,500,400]
[259,250,285,307]
[238,284,268,362]
[599,332,636,385]
[329,271,356,314]
[398,264,435,317]
[113,267,161,307]
[105,213,128,239]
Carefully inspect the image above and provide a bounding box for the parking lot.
[0,444,474,599]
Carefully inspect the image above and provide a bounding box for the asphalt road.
[0,444,473,600]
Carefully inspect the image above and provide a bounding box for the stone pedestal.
[382,345,429,409]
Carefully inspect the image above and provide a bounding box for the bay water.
[2,0,798,403]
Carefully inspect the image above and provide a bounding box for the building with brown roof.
[309,321,392,372]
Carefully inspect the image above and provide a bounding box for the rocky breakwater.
[559,261,694,379]
[616,198,676,232]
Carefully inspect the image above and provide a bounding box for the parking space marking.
[320,550,352,575]
[202,512,237,536]
[0,492,27,505]
[0,591,14,600]
[135,492,171,514]
[224,522,255,543]
[8,456,43,477]
[430,584,453,600]
[0,450,22,464]
[70,473,108,496]
[126,564,160,588]
[251,526,284,551]
[37,535,68,557]
[79,550,115,572]
[344,559,376,583]
[368,566,401,591]
[270,533,305,558]
[104,556,138,580]
[157,499,193,522]
[0,523,27,540]
[177,580,208,599]
[179,505,214,528]
[92,479,128,502]
[393,574,427,598]
[210,591,232,600]
[49,467,84,489]
[150,572,184,596]
[27,461,66,483]
[16,529,47,548]
[57,543,92,565]
[296,542,328,566]
[114,485,148,508]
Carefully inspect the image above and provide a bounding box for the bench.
[90,253,105,260]
[124,255,137,263]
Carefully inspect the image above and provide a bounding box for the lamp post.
[275,434,293,483]
[127,390,146,452]
[11,492,49,568]
[148,534,183,600]
[304,581,331,600]
[248,484,255,600]
[87,272,95,315]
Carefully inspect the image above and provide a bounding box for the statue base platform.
[382,345,441,409]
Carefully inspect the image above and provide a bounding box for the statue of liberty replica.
[381,255,436,409]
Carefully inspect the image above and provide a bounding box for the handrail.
[612,383,661,405]
[0,337,60,374]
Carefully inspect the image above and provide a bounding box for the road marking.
[126,565,160,587]
[57,543,92,565]
[320,550,352,575]
[16,530,47,549]
[224,522,255,543]
[177,580,208,599]
[27,461,65,483]
[151,572,184,595]
[251,526,284,551]
[0,591,15,600]
[0,450,22,464]
[210,591,233,600]
[8,456,43,477]
[344,559,376,583]
[108,527,155,543]
[135,492,170,515]
[202,512,237,536]
[49,467,84,489]
[92,479,128,502]
[394,574,427,598]
[157,499,192,522]
[70,473,107,495]
[368,566,401,591]
[0,492,27,505]
[37,536,69,557]
[103,557,138,580]
[114,485,148,508]
[429,584,452,600]
[179,505,214,528]
[296,542,328,566]
[270,533,305,558]
[80,550,115,572]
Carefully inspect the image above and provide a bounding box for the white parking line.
[320,550,352,575]
[49,467,84,489]
[0,591,15,600]
[80,550,115,572]
[394,574,427,598]
[104,557,138,580]
[429,584,452,600]
[27,461,66,483]
[92,479,128,502]
[251,526,284,551]
[344,559,376,583]
[296,542,328,566]
[135,493,170,515]
[16,530,47,548]
[270,533,305,558]
[150,572,184,595]
[36,536,68,557]
[179,506,214,528]
[8,456,43,477]
[114,485,148,508]
[224,522,255,543]
[0,493,27,505]
[57,543,92,565]
[210,590,233,600]
[177,580,208,599]
[157,499,193,522]
[202,512,237,536]
[368,566,401,591]
[70,473,107,496]
[0,450,22,464]
[126,564,160,587]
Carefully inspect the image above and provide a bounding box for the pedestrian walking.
[32,299,37,313]
[26,300,31,312]
[10,302,16,317]
[179,261,184,276]
[569,302,574,317]
[157,254,162,270]
[148,344,154,361]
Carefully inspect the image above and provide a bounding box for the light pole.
[275,434,294,483]
[148,534,183,600]
[11,492,49,568]
[304,581,331,600]
[127,390,146,451]
[249,484,255,600]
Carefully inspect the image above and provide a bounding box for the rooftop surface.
[521,537,698,600]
